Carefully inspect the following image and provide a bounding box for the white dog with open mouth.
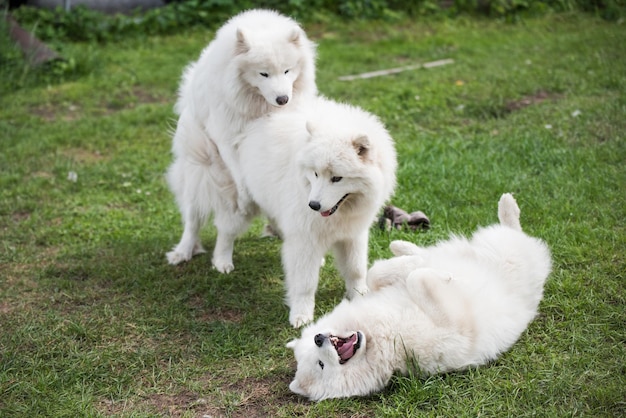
[287,193,552,400]
[238,96,397,327]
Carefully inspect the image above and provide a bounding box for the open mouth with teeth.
[320,194,349,217]
[330,332,362,364]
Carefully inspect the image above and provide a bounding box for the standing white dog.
[237,96,397,327]
[166,9,317,272]
[288,193,552,400]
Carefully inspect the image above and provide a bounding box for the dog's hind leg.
[211,203,255,274]
[366,254,425,291]
[333,231,370,298]
[166,113,217,265]
[166,158,209,265]
[167,205,207,265]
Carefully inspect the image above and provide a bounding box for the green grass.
[1,12,625,417]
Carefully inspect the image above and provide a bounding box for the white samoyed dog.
[236,96,397,328]
[287,193,552,400]
[166,9,317,272]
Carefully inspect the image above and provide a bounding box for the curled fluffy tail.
[498,193,522,231]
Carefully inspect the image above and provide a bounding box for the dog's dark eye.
[331,176,343,183]
[318,360,324,370]
[314,172,318,178]
[284,69,290,74]
[260,72,269,78]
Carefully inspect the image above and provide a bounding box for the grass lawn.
[1,11,625,417]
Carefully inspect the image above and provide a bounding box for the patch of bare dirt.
[0,246,59,313]
[189,295,245,324]
[61,147,105,164]
[30,101,82,122]
[99,389,229,417]
[204,375,300,418]
[97,367,343,417]
[144,391,209,417]
[0,301,14,314]
[99,391,211,417]
[505,90,562,112]
[130,86,169,105]
[10,210,31,223]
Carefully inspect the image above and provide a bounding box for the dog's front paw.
[167,241,207,265]
[166,250,190,265]
[290,312,314,329]
[212,257,235,274]
[289,303,314,328]
[288,295,315,327]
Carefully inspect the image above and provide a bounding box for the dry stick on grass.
[5,14,62,66]
[338,58,454,81]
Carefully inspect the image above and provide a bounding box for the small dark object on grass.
[379,205,430,231]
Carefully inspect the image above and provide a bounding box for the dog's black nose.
[308,201,321,211]
[314,334,325,347]
[276,95,289,105]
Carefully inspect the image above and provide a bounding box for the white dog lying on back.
[287,193,552,400]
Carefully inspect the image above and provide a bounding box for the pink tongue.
[320,210,331,217]
[337,334,357,361]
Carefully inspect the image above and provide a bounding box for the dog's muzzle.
[309,194,350,217]
[315,332,363,364]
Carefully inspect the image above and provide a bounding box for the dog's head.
[299,130,373,218]
[235,23,315,108]
[287,327,384,400]
[297,98,397,220]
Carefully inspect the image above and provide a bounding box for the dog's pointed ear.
[236,28,250,54]
[289,27,301,46]
[286,339,298,349]
[353,135,370,160]
[289,379,308,397]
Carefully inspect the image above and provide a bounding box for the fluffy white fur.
[236,96,397,327]
[287,193,552,400]
[166,9,317,272]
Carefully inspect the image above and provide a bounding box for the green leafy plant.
[9,0,624,47]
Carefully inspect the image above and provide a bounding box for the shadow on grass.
[41,233,286,324]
